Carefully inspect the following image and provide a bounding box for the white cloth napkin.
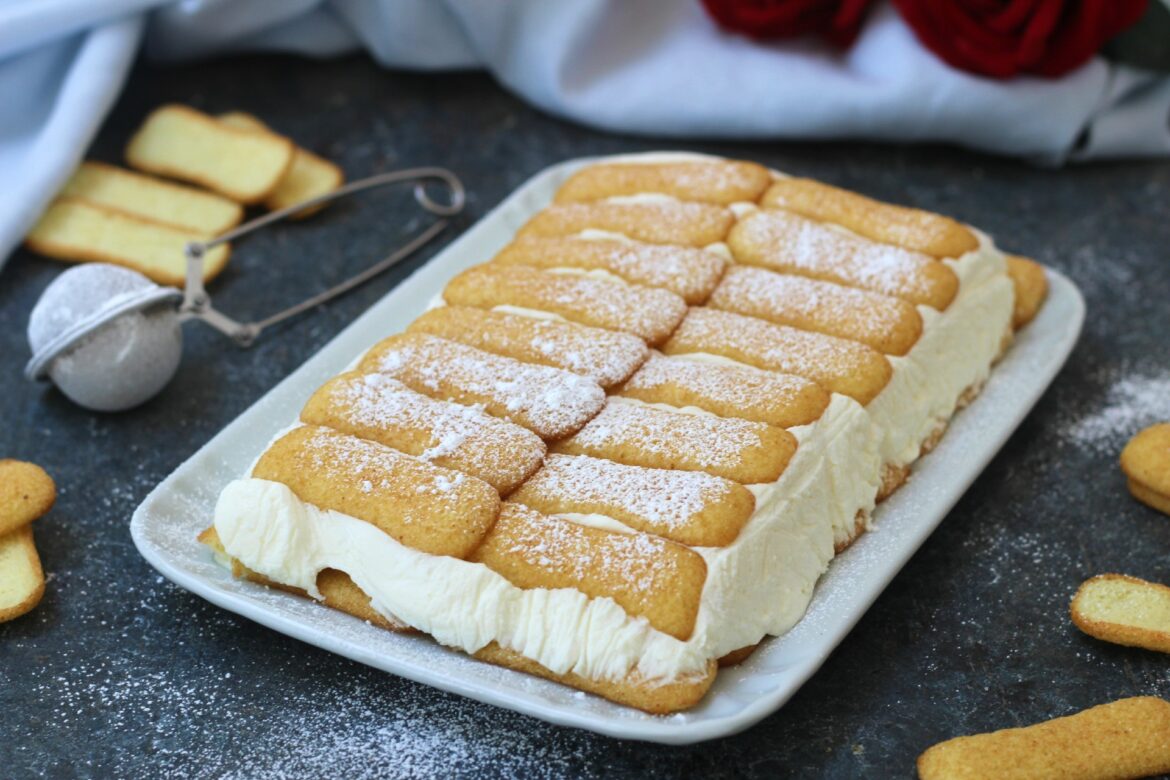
[2,0,1168,270]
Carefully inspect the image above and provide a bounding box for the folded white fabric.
[2,0,1168,270]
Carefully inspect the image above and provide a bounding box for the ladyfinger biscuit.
[25,198,230,286]
[510,453,755,547]
[126,104,294,204]
[762,178,979,259]
[1120,424,1170,517]
[0,460,56,537]
[300,371,546,494]
[470,503,707,641]
[218,112,344,217]
[708,266,923,356]
[490,236,726,304]
[442,264,687,345]
[473,642,716,715]
[517,202,735,247]
[553,400,796,484]
[408,306,647,388]
[1006,255,1048,329]
[554,161,772,205]
[252,426,500,559]
[61,161,243,235]
[0,526,45,623]
[728,209,958,310]
[917,697,1170,780]
[618,352,829,428]
[1072,574,1170,654]
[359,333,606,440]
[662,307,893,405]
[197,526,409,632]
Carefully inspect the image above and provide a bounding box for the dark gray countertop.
[3,54,1170,779]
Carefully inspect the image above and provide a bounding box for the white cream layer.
[214,151,1016,685]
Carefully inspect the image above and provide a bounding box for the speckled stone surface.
[3,54,1170,779]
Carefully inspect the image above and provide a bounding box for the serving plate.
[131,155,1085,744]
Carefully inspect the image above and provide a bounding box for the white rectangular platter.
[132,156,1085,744]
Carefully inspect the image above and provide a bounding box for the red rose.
[701,0,876,47]
[893,0,1149,79]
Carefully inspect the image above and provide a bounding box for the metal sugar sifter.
[25,167,465,412]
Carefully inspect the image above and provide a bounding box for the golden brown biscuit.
[1071,574,1170,654]
[617,352,829,428]
[728,209,958,310]
[470,503,707,641]
[125,104,294,204]
[510,453,756,547]
[1120,423,1170,517]
[0,460,56,537]
[252,426,500,559]
[61,161,243,235]
[198,526,410,632]
[762,178,979,259]
[0,526,44,624]
[25,199,231,286]
[517,201,735,247]
[359,333,607,441]
[661,307,892,405]
[442,264,688,345]
[218,112,344,217]
[408,306,648,388]
[554,160,772,205]
[708,266,924,356]
[1006,255,1048,329]
[300,371,546,494]
[490,236,727,304]
[917,697,1170,780]
[473,642,716,715]
[553,400,796,484]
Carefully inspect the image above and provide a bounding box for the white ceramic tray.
[131,156,1085,744]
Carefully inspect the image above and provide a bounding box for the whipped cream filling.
[213,152,1017,686]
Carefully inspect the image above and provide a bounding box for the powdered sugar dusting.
[1061,369,1170,455]
[365,334,606,440]
[524,201,733,246]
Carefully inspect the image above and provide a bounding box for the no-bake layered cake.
[199,153,1047,713]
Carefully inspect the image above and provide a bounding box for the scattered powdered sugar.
[529,201,733,247]
[367,334,606,439]
[519,453,734,531]
[1060,368,1170,455]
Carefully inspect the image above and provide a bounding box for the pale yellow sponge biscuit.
[662,307,892,405]
[510,453,755,547]
[470,503,707,641]
[359,333,607,440]
[762,178,979,259]
[554,399,796,484]
[0,460,56,537]
[26,198,230,285]
[618,352,829,428]
[408,306,648,388]
[61,161,243,235]
[0,526,44,623]
[1006,255,1048,329]
[1072,574,1170,654]
[442,264,688,346]
[126,104,294,204]
[554,161,772,205]
[491,236,726,304]
[252,426,500,559]
[728,209,958,310]
[218,111,344,217]
[709,266,923,356]
[300,371,546,495]
[917,697,1170,780]
[1120,423,1170,517]
[518,202,734,247]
